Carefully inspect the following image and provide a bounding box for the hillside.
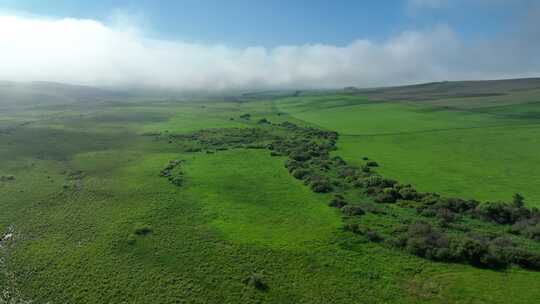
[0,81,131,108]
[352,78,540,105]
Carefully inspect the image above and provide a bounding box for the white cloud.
[0,13,538,90]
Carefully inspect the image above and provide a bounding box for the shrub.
[399,187,419,201]
[511,219,540,241]
[0,175,15,181]
[127,234,137,245]
[474,201,530,225]
[284,159,303,173]
[365,230,383,242]
[341,205,365,216]
[257,118,270,124]
[366,186,382,196]
[421,193,441,205]
[290,151,311,162]
[419,207,437,217]
[390,221,532,269]
[450,236,489,266]
[344,223,361,233]
[513,193,525,208]
[437,198,479,213]
[338,167,357,178]
[511,249,540,270]
[435,208,456,223]
[366,161,379,167]
[310,178,333,193]
[134,225,153,236]
[329,195,348,208]
[357,202,386,215]
[374,188,399,203]
[244,272,267,291]
[170,177,183,186]
[292,169,311,180]
[404,228,450,259]
[332,156,347,166]
[363,175,384,188]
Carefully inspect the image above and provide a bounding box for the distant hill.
[0,81,131,107]
[351,78,540,102]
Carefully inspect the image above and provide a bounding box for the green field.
[276,95,540,206]
[1,81,540,303]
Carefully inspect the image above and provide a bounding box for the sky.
[0,0,539,90]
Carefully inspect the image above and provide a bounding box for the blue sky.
[0,0,539,89]
[0,0,532,47]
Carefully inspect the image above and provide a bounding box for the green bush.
[290,151,311,162]
[310,178,333,193]
[474,201,531,225]
[134,225,153,236]
[329,195,347,208]
[374,188,400,203]
[512,193,525,208]
[341,205,365,216]
[365,230,383,242]
[399,186,419,201]
[292,169,311,180]
[436,198,479,213]
[244,272,268,291]
[332,156,347,166]
[366,161,379,167]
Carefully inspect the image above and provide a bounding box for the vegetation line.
[157,116,540,272]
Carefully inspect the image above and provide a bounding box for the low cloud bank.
[0,13,539,90]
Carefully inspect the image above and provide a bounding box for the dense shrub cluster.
[268,123,340,195]
[510,219,540,241]
[474,200,538,225]
[171,128,273,152]
[391,222,540,270]
[309,176,333,193]
[414,195,540,241]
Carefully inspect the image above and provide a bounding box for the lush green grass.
[2,97,540,303]
[276,95,540,206]
[182,149,341,249]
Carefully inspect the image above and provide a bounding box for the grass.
[182,149,341,249]
[2,95,540,303]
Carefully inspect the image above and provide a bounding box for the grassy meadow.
[1,81,540,303]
